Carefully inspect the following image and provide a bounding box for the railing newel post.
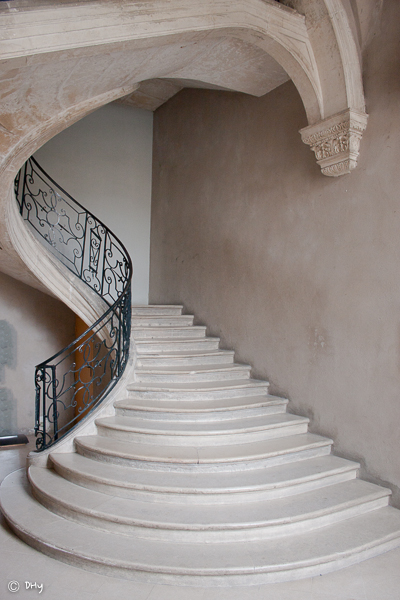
[34,367,40,436]
[80,213,89,279]
[20,159,28,216]
[52,365,58,442]
[42,368,47,450]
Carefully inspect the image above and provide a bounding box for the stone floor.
[1,439,400,600]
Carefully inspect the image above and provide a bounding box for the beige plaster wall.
[0,271,75,435]
[150,0,400,503]
[34,103,153,305]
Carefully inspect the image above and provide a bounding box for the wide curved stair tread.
[131,325,208,339]
[3,470,400,586]
[135,364,249,373]
[2,304,400,586]
[28,467,391,539]
[135,337,221,352]
[49,452,360,500]
[134,363,252,383]
[136,349,235,367]
[127,379,270,402]
[114,394,288,418]
[128,379,269,391]
[131,315,195,327]
[132,305,184,315]
[94,412,310,446]
[74,432,333,467]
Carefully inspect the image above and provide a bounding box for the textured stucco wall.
[34,103,153,305]
[150,1,400,503]
[0,272,75,435]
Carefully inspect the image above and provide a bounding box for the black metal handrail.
[14,157,132,451]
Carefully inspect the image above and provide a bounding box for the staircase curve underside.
[2,305,400,586]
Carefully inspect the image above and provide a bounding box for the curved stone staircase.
[2,305,400,586]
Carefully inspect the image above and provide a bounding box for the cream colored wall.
[150,1,400,503]
[0,272,75,435]
[34,103,153,305]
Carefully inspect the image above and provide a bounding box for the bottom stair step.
[2,469,400,586]
[27,467,391,542]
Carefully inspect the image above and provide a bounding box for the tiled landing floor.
[1,440,400,600]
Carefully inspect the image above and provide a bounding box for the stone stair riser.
[135,339,220,352]
[131,316,194,327]
[50,461,359,505]
[114,405,288,421]
[114,395,288,413]
[127,385,270,401]
[95,422,310,446]
[132,306,183,316]
[74,439,333,470]
[136,352,235,367]
[134,367,251,384]
[132,327,206,339]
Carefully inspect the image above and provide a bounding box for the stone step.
[132,305,183,316]
[4,300,399,586]
[50,452,359,503]
[131,326,207,340]
[136,349,235,367]
[135,337,221,353]
[134,363,251,384]
[131,315,194,328]
[127,378,270,400]
[28,468,390,543]
[114,394,288,421]
[3,470,400,586]
[74,432,333,470]
[94,413,309,446]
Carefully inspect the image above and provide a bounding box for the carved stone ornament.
[300,109,368,177]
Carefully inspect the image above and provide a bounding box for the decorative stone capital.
[300,109,368,177]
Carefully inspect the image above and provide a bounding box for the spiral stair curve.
[1,165,400,586]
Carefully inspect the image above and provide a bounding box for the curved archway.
[0,0,368,289]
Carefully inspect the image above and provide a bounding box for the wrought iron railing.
[14,157,132,451]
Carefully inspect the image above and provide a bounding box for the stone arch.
[0,0,369,287]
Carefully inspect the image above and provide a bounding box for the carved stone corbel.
[300,109,368,177]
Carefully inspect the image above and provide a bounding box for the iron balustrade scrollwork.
[14,157,132,451]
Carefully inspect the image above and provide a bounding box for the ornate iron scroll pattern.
[15,157,132,451]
